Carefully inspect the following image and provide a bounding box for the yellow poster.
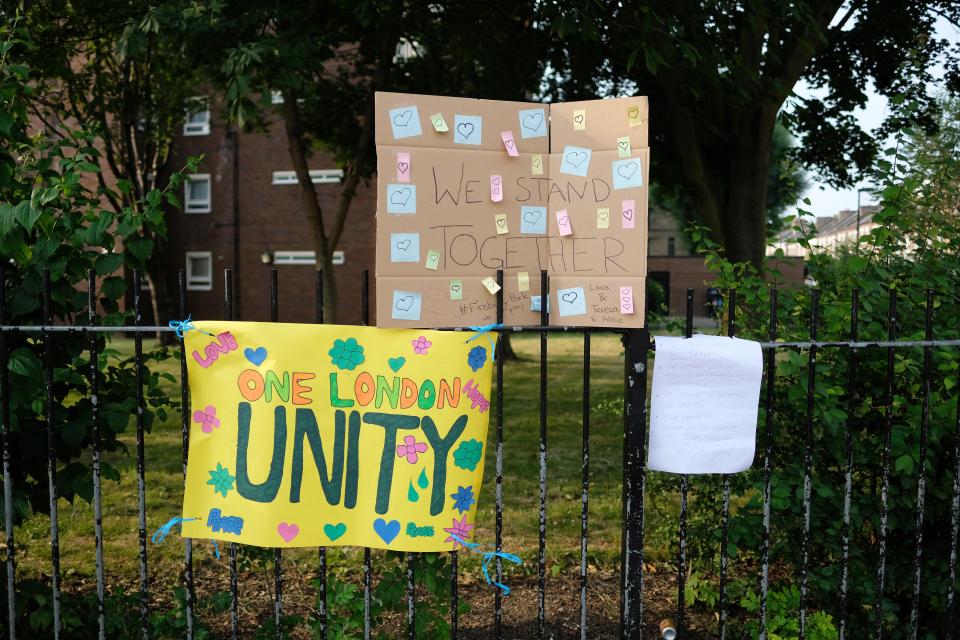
[180,322,494,552]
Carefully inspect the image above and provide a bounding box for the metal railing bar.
[676,289,693,636]
[43,269,63,639]
[315,270,328,640]
[537,269,549,640]
[718,289,736,640]
[494,270,505,640]
[361,269,373,640]
[133,271,150,640]
[874,289,898,639]
[269,269,284,640]
[758,286,778,639]
[179,268,196,640]
[0,267,16,640]
[838,288,859,640]
[225,269,240,640]
[579,329,591,640]
[799,289,820,639]
[88,271,107,640]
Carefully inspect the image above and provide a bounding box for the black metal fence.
[2,267,960,639]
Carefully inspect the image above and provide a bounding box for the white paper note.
[647,334,763,474]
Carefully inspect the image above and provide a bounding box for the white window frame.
[185,252,213,291]
[272,250,344,266]
[183,97,210,136]
[184,174,212,213]
[271,90,285,104]
[271,169,344,185]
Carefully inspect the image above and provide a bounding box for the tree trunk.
[499,333,518,361]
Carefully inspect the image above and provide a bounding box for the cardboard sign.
[180,322,494,551]
[375,92,649,328]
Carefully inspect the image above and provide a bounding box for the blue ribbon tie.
[168,315,215,339]
[450,534,522,595]
[151,515,219,559]
[465,323,503,361]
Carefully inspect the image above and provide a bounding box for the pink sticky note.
[556,209,572,236]
[397,152,410,183]
[620,287,635,314]
[501,130,519,157]
[490,175,503,202]
[622,199,635,229]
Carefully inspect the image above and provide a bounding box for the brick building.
[166,96,377,324]
[164,96,802,324]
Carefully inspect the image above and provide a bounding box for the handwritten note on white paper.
[648,334,763,474]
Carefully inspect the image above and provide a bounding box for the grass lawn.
[10,331,701,637]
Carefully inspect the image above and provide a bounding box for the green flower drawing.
[207,463,235,498]
[328,338,366,371]
[453,439,483,472]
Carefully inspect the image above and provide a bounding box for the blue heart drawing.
[373,518,401,545]
[323,523,347,541]
[388,357,406,372]
[244,347,268,366]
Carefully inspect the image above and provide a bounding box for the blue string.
[449,534,522,596]
[151,515,219,559]
[168,315,215,339]
[465,323,503,361]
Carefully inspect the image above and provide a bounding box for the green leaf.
[895,454,914,474]
[13,200,40,231]
[95,252,124,275]
[0,202,15,235]
[8,347,42,379]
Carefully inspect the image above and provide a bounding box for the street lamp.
[856,188,871,243]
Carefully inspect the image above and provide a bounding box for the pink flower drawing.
[411,336,433,355]
[193,405,221,433]
[443,515,475,549]
[396,435,428,464]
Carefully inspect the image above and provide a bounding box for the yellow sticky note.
[430,113,449,132]
[531,154,543,176]
[597,208,610,229]
[617,136,631,158]
[425,249,440,271]
[517,271,530,292]
[450,279,463,300]
[494,213,508,235]
[573,109,586,130]
[627,105,642,127]
[481,276,501,295]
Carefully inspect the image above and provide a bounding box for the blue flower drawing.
[467,346,487,372]
[450,486,476,514]
[329,338,365,370]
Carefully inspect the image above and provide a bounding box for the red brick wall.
[164,112,377,324]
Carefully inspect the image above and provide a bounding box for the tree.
[21,0,215,335]
[204,0,547,321]
[543,1,960,268]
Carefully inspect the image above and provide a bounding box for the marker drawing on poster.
[647,335,763,474]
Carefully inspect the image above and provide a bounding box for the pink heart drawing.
[277,522,300,543]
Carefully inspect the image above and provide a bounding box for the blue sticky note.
[386,184,416,214]
[392,290,422,321]
[612,158,644,189]
[390,233,420,263]
[557,287,587,317]
[518,108,547,139]
[530,295,551,313]
[389,106,422,139]
[454,115,482,145]
[559,145,592,177]
[519,206,547,234]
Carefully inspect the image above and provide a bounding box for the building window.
[271,90,284,104]
[271,170,345,185]
[272,250,345,265]
[183,97,210,136]
[185,252,213,291]
[667,237,676,257]
[184,174,212,213]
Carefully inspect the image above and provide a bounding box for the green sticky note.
[450,280,463,300]
[425,249,440,271]
[430,113,449,132]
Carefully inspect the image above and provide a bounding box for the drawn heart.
[561,292,579,304]
[533,158,541,168]
[388,357,406,372]
[456,122,475,140]
[574,113,584,125]
[496,218,506,229]
[390,188,411,206]
[397,161,409,174]
[395,296,414,312]
[277,522,300,543]
[618,141,628,151]
[565,151,587,168]
[617,162,638,180]
[323,523,347,541]
[523,210,542,224]
[504,139,515,149]
[558,214,569,226]
[393,110,412,127]
[244,347,268,367]
[373,518,401,545]
[492,176,500,185]
[450,283,461,293]
[622,208,634,221]
[622,295,632,303]
[522,112,543,131]
[598,211,609,221]
[628,107,639,119]
[395,239,411,251]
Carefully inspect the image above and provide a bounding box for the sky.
[796,12,959,218]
